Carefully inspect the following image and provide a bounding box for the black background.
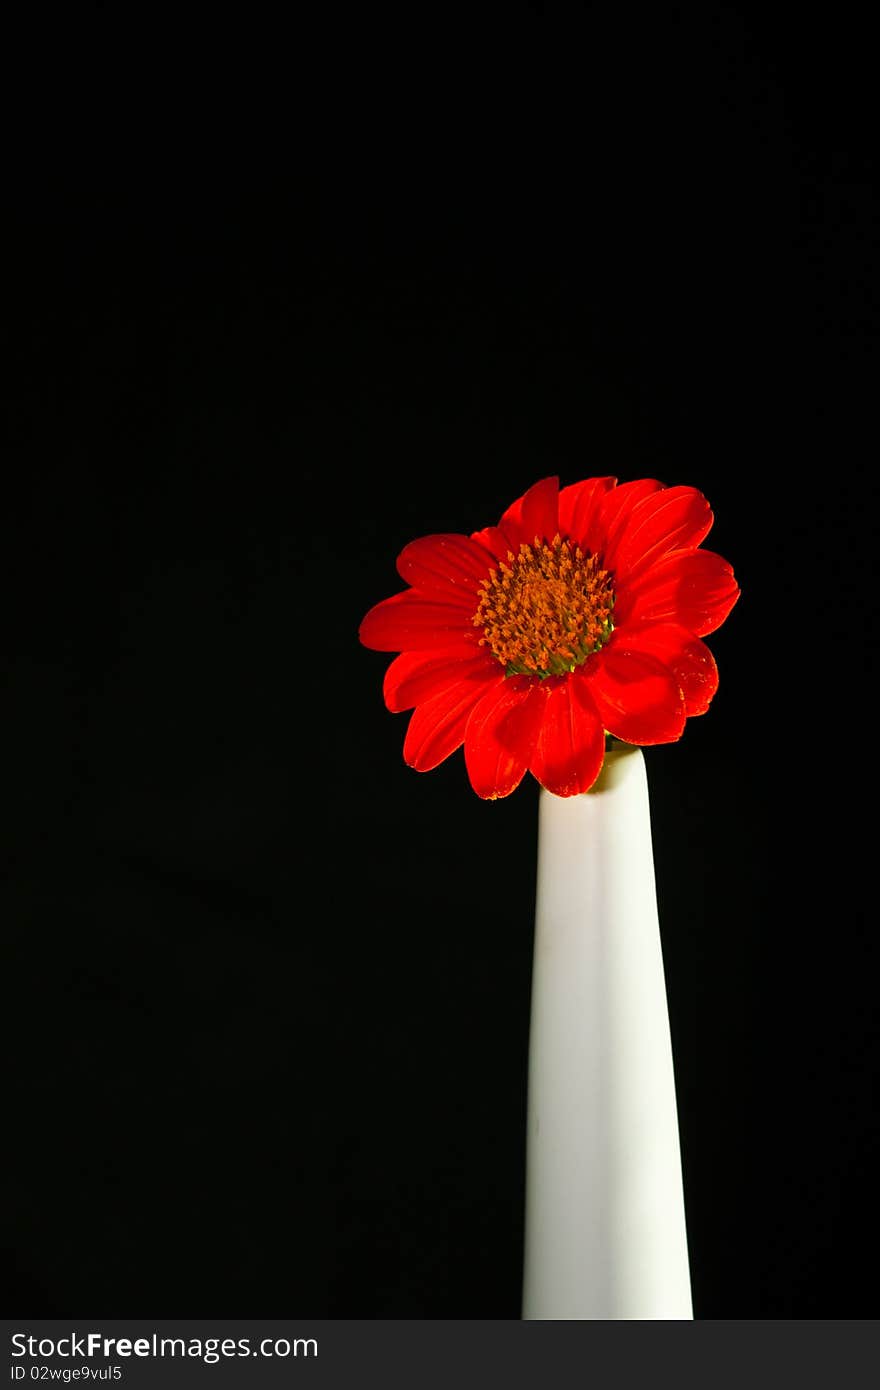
[2,7,877,1318]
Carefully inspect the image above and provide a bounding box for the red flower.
[359,476,739,799]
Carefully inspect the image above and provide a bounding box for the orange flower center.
[473,535,615,678]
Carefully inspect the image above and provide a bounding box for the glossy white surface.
[522,745,693,1319]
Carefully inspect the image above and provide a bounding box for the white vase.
[521,744,693,1319]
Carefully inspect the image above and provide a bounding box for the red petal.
[589,478,666,563]
[404,671,503,772]
[359,590,476,652]
[396,533,496,605]
[464,676,548,800]
[617,549,740,636]
[610,623,719,716]
[497,476,559,549]
[607,486,714,581]
[584,644,687,744]
[383,647,501,712]
[469,525,515,564]
[557,476,617,548]
[529,675,607,796]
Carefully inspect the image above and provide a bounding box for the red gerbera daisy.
[359,476,739,799]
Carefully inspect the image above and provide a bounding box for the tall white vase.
[521,744,693,1320]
